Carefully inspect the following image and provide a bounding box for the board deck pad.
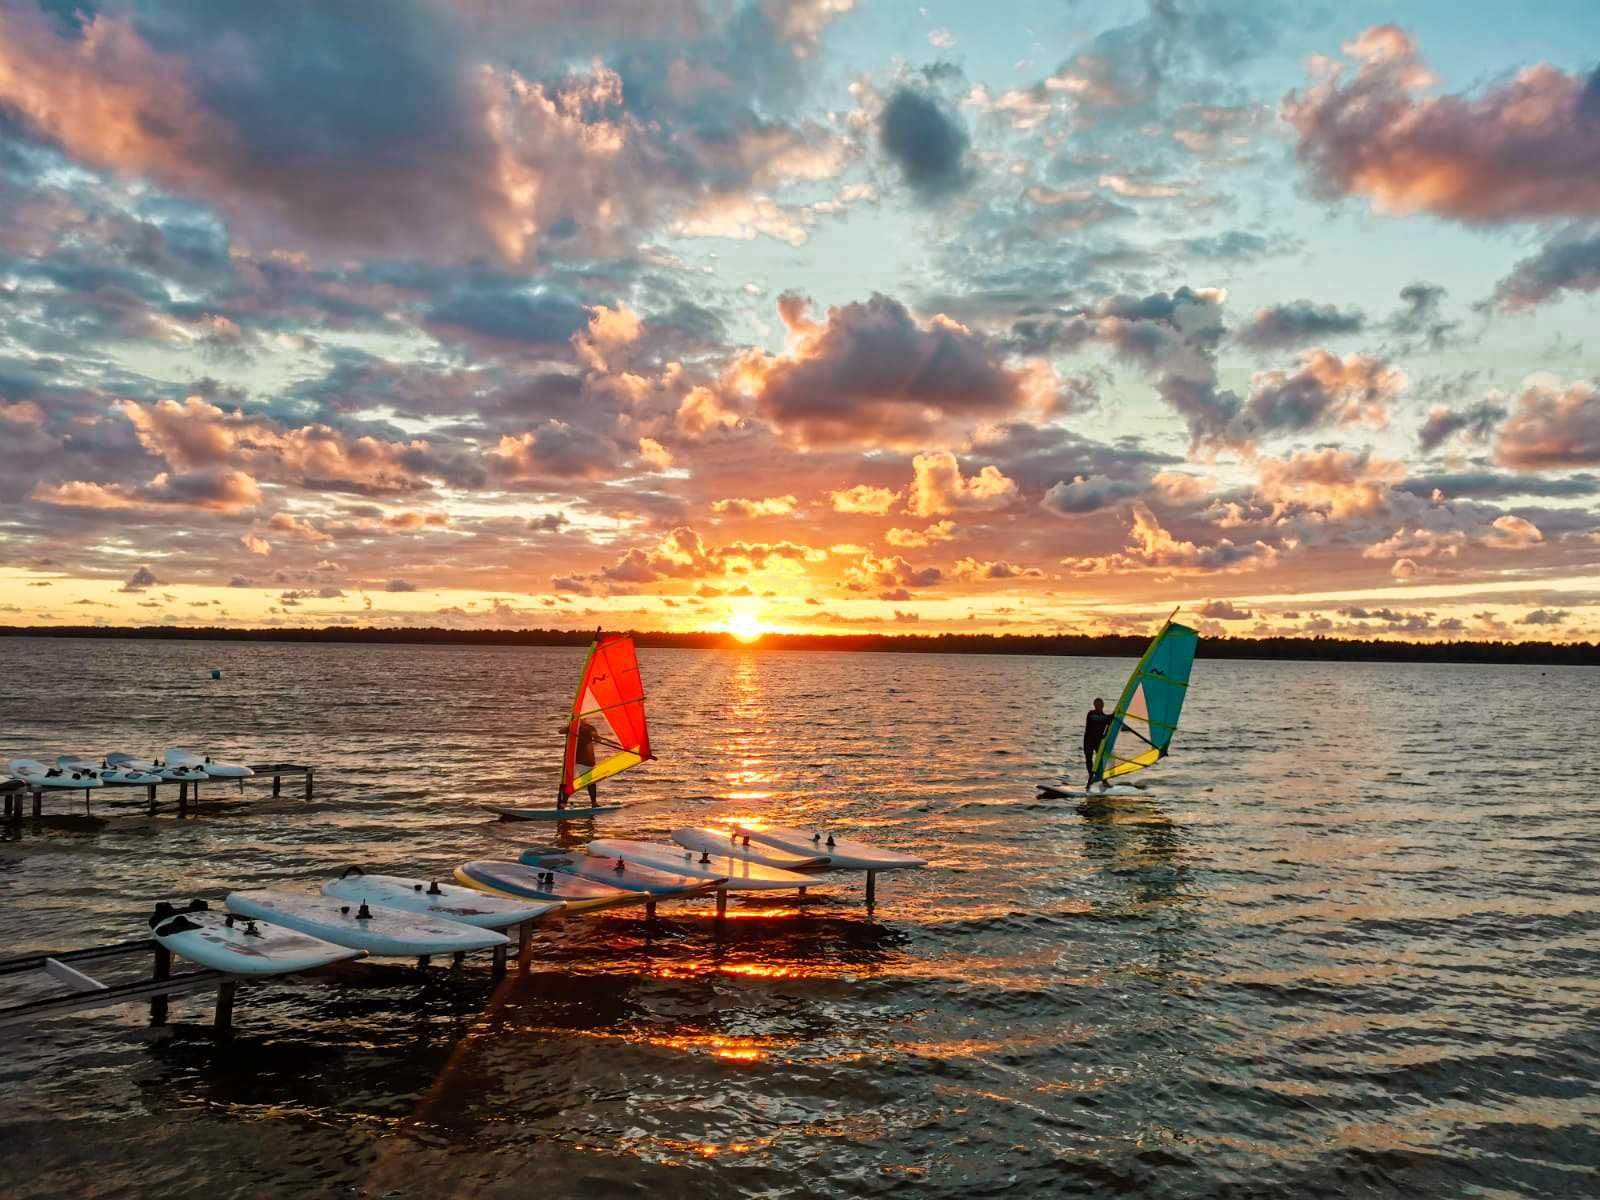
[731,824,927,871]
[225,890,507,956]
[455,860,647,912]
[520,850,724,898]
[672,826,830,870]
[151,907,365,976]
[321,872,563,929]
[588,838,823,891]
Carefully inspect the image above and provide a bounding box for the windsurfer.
[1083,698,1112,785]
[559,717,600,808]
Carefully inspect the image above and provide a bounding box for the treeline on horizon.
[2,624,1596,665]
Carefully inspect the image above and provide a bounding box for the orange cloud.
[907,452,1018,517]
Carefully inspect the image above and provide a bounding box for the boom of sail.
[1091,611,1199,783]
[560,632,652,801]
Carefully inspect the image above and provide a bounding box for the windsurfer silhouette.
[557,717,600,808]
[1083,698,1112,786]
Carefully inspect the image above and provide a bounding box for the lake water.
[1,638,1597,1198]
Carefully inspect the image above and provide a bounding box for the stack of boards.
[7,749,255,788]
[150,871,563,978]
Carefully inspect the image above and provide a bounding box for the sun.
[727,611,765,642]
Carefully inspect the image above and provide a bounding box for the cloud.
[1491,234,1600,312]
[120,566,160,593]
[907,451,1019,517]
[33,468,262,513]
[1418,399,1507,453]
[1495,381,1600,469]
[1519,608,1568,626]
[844,552,942,592]
[885,520,956,548]
[950,557,1043,581]
[1238,350,1401,440]
[1041,473,1144,515]
[385,578,418,592]
[637,437,674,470]
[1066,503,1277,575]
[1197,599,1253,620]
[1256,447,1404,519]
[830,485,900,514]
[1283,26,1600,223]
[751,294,1034,447]
[1481,514,1543,551]
[240,533,271,556]
[711,495,799,517]
[878,87,973,201]
[1234,300,1364,350]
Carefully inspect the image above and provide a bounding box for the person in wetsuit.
[557,717,600,808]
[1083,698,1113,785]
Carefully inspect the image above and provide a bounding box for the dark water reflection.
[1,639,1597,1198]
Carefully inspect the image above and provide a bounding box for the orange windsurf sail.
[560,632,652,800]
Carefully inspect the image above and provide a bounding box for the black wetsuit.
[1083,710,1113,780]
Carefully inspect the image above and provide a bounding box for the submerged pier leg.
[865,870,877,910]
[32,790,42,818]
[491,943,507,979]
[517,921,533,972]
[304,770,313,800]
[272,773,282,798]
[417,955,430,970]
[146,783,157,814]
[214,980,236,1035]
[645,899,657,921]
[150,944,172,1025]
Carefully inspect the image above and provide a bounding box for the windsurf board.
[454,860,647,912]
[167,748,254,779]
[60,755,162,786]
[321,870,563,929]
[519,850,723,898]
[671,826,829,870]
[587,838,822,891]
[488,804,626,821]
[225,890,507,956]
[730,823,927,871]
[150,902,364,976]
[9,758,102,789]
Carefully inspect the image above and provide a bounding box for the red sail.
[561,633,652,799]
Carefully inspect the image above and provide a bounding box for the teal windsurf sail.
[1091,609,1199,783]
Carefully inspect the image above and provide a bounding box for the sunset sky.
[2,0,1598,641]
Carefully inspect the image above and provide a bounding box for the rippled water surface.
[1,637,1597,1198]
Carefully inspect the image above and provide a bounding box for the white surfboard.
[488,804,626,821]
[225,890,507,957]
[150,903,365,976]
[587,838,824,892]
[730,823,927,872]
[321,870,563,929]
[455,860,647,912]
[671,826,830,870]
[519,851,724,898]
[59,755,162,786]
[167,747,255,780]
[9,758,102,789]
[109,751,204,782]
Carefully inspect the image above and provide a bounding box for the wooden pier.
[2,763,314,825]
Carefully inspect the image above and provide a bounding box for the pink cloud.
[1495,381,1600,469]
[1284,26,1600,222]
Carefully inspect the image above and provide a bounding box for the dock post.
[865,870,877,909]
[452,951,465,968]
[645,899,657,920]
[272,773,282,798]
[32,790,42,818]
[305,769,313,800]
[517,921,533,972]
[417,955,430,970]
[491,943,506,978]
[177,782,188,815]
[214,980,236,1035]
[716,888,727,923]
[150,943,172,1025]
[146,783,157,814]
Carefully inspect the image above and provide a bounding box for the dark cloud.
[120,566,160,592]
[384,578,418,592]
[1198,599,1253,620]
[1397,471,1599,501]
[1235,300,1365,350]
[1519,608,1568,626]
[424,286,588,350]
[1387,282,1458,351]
[1417,399,1507,453]
[1491,234,1600,312]
[1041,474,1144,515]
[754,294,1029,447]
[878,87,973,202]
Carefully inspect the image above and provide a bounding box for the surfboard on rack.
[729,823,927,872]
[587,838,826,892]
[225,890,507,957]
[9,758,101,789]
[454,859,647,912]
[321,868,563,929]
[671,826,830,870]
[150,901,364,976]
[519,850,722,899]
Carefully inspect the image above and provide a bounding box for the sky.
[1,0,1598,642]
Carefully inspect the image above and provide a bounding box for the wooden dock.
[2,763,314,825]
